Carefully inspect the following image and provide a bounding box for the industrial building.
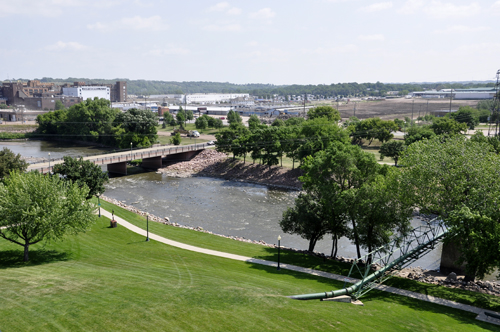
[412,87,496,100]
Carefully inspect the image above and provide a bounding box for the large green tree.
[379,140,406,166]
[398,136,500,280]
[53,156,109,199]
[115,108,158,148]
[431,117,467,135]
[0,148,28,179]
[0,171,96,261]
[307,106,341,122]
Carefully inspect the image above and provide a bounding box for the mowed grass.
[0,216,497,331]
[97,200,500,314]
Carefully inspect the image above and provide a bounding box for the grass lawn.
[0,215,497,331]
[96,199,500,314]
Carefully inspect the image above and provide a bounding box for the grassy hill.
[0,211,497,331]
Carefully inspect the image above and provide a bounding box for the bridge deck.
[28,143,208,174]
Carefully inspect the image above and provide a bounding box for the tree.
[163,112,174,128]
[271,118,285,127]
[0,171,96,262]
[449,106,479,130]
[470,131,500,154]
[186,110,194,121]
[248,114,262,131]
[170,132,181,145]
[0,148,28,179]
[176,111,186,128]
[215,123,249,160]
[307,106,341,122]
[53,156,109,199]
[298,117,350,160]
[227,110,242,125]
[352,118,398,145]
[285,117,305,127]
[404,125,436,145]
[54,100,65,110]
[300,142,382,258]
[431,117,467,135]
[379,140,406,166]
[280,193,329,252]
[213,118,224,129]
[195,116,208,130]
[398,136,500,280]
[115,108,158,148]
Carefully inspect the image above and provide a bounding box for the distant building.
[63,86,111,100]
[412,87,496,100]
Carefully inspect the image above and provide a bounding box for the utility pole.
[449,87,453,113]
[353,102,356,118]
[426,100,429,118]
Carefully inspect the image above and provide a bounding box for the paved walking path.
[101,209,500,325]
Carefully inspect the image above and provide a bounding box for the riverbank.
[158,149,303,190]
[99,195,500,297]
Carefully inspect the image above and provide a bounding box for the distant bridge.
[27,143,209,175]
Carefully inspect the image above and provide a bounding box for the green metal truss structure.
[290,219,448,301]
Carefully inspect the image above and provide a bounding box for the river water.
[1,140,442,270]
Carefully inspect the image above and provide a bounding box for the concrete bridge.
[27,143,209,175]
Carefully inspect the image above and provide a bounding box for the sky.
[0,0,499,85]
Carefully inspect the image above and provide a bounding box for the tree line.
[36,98,158,149]
[214,104,500,281]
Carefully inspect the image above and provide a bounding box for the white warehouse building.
[184,93,250,104]
[62,86,111,101]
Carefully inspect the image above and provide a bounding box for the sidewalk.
[101,209,500,325]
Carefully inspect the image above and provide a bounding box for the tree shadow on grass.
[0,249,70,269]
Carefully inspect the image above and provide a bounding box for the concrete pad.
[476,312,500,326]
[322,295,352,303]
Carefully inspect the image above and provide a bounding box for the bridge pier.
[440,240,467,275]
[141,156,162,169]
[107,161,128,175]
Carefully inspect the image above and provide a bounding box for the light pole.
[277,235,281,270]
[130,142,133,159]
[146,214,150,242]
[48,152,51,173]
[98,195,101,217]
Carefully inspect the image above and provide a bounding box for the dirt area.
[335,98,480,120]
[158,149,302,189]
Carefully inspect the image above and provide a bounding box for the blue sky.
[1,0,498,85]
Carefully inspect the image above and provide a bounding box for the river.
[1,140,443,270]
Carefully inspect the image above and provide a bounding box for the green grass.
[97,199,500,314]
[0,215,497,331]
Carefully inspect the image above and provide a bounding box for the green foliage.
[213,118,224,129]
[195,116,208,130]
[54,100,65,110]
[271,118,285,127]
[280,193,329,252]
[176,109,186,127]
[170,132,181,145]
[404,125,436,145]
[0,148,28,179]
[298,117,350,160]
[448,106,479,130]
[0,171,96,261]
[351,118,398,145]
[248,115,261,131]
[307,106,341,122]
[398,136,500,279]
[163,112,174,127]
[285,117,305,127]
[379,140,406,166]
[53,156,109,199]
[115,108,158,148]
[215,123,250,159]
[431,117,467,135]
[227,110,242,125]
[470,131,500,154]
[186,110,194,121]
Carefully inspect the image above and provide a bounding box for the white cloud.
[87,16,169,32]
[208,2,241,15]
[146,46,191,56]
[492,1,500,13]
[203,23,241,32]
[434,25,490,34]
[246,41,259,47]
[249,8,276,20]
[361,2,393,12]
[0,0,118,17]
[209,2,230,11]
[44,41,87,52]
[398,0,424,14]
[302,44,358,55]
[358,34,385,41]
[424,1,481,19]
